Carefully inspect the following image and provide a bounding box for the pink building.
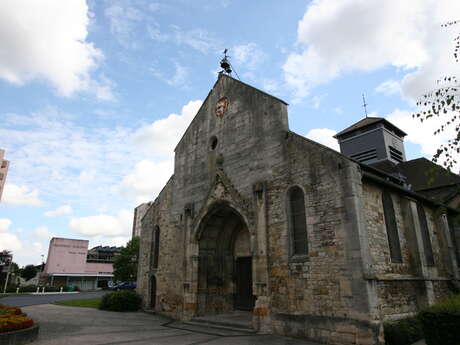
[0,149,9,202]
[43,237,118,290]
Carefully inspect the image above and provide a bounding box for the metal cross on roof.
[362,93,368,118]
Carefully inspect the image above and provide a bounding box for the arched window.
[382,191,402,263]
[289,186,308,256]
[417,203,434,266]
[153,226,160,269]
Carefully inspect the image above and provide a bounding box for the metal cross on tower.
[362,93,368,118]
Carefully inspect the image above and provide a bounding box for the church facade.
[136,74,460,345]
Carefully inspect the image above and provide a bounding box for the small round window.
[209,136,218,150]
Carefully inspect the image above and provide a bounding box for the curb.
[0,324,39,345]
[30,292,80,295]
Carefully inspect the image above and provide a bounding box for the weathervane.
[362,93,368,118]
[220,49,232,75]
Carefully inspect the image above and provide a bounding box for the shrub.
[384,316,423,345]
[418,294,460,345]
[99,290,142,312]
[18,285,39,293]
[5,285,19,293]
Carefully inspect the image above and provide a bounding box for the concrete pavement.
[23,304,322,345]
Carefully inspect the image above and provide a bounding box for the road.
[0,290,106,307]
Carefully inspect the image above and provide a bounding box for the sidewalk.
[24,304,323,345]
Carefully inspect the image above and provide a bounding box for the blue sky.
[1,0,459,266]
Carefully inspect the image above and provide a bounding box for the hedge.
[418,294,460,345]
[384,316,423,345]
[99,290,142,312]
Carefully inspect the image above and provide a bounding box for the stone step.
[166,320,256,336]
[183,318,256,334]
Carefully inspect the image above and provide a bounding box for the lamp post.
[2,254,12,294]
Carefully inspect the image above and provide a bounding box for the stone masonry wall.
[363,181,456,319]
[266,133,379,345]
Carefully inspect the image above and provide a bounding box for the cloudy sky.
[1,0,459,266]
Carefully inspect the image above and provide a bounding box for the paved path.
[23,304,322,345]
[0,291,106,307]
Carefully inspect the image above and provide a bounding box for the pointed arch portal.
[197,203,255,316]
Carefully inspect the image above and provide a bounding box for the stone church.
[136,74,460,345]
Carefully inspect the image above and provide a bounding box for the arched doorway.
[196,204,254,316]
[150,275,156,309]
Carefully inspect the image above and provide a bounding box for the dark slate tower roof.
[334,116,407,139]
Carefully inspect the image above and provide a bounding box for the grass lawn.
[55,297,101,308]
[0,293,26,299]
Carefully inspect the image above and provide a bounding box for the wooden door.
[234,257,255,310]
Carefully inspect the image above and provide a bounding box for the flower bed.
[0,305,34,333]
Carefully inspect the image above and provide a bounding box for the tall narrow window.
[382,191,402,263]
[447,215,460,265]
[417,203,435,266]
[289,186,308,255]
[153,226,160,269]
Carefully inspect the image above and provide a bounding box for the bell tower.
[334,117,407,165]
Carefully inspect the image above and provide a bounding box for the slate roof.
[334,117,407,138]
[397,158,460,191]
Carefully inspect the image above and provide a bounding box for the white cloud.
[119,160,174,203]
[311,94,327,109]
[306,128,340,151]
[173,27,217,53]
[375,80,401,96]
[261,79,278,94]
[33,226,54,241]
[69,209,133,237]
[151,63,189,88]
[0,217,22,253]
[44,205,73,217]
[0,0,111,99]
[0,233,22,252]
[134,100,203,158]
[283,0,460,102]
[0,98,204,213]
[148,24,217,53]
[2,184,44,206]
[0,107,139,210]
[232,43,266,71]
[105,1,143,49]
[0,218,12,232]
[385,109,456,157]
[333,107,343,114]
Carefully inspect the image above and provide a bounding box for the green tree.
[113,237,139,282]
[20,264,37,281]
[10,262,19,274]
[414,21,460,170]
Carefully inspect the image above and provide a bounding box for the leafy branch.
[413,21,460,171]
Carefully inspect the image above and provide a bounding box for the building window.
[382,190,402,263]
[417,203,435,266]
[153,226,160,269]
[289,186,308,256]
[447,215,460,265]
